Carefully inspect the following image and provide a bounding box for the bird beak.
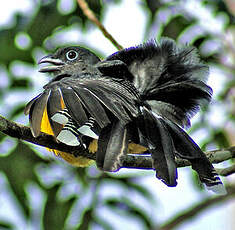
[38,55,64,73]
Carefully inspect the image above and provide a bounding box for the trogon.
[25,38,226,194]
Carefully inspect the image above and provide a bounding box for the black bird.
[25,38,226,194]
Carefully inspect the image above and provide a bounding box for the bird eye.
[66,50,78,61]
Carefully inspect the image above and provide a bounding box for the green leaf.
[10,78,31,89]
[0,221,14,230]
[162,15,193,40]
[43,184,76,230]
[213,130,230,148]
[77,208,93,230]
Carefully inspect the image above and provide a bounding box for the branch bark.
[1,114,235,175]
[76,0,123,50]
[216,164,235,176]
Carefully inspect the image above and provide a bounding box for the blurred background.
[0,0,234,229]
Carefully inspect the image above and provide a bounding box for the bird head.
[38,46,100,76]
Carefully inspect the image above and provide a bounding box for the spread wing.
[25,74,141,171]
[25,75,140,138]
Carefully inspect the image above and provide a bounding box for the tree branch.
[215,164,235,176]
[0,115,95,159]
[76,0,123,50]
[1,114,235,175]
[159,183,235,230]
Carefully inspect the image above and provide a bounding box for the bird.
[24,38,226,194]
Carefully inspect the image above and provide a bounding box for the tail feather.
[162,118,225,193]
[51,108,100,144]
[56,120,81,146]
[77,117,100,139]
[97,121,128,171]
[140,106,177,186]
[140,109,225,193]
[190,160,226,195]
[51,108,70,125]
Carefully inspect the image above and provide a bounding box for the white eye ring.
[66,50,78,61]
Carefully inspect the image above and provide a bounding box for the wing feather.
[79,85,132,124]
[24,93,42,115]
[72,86,110,128]
[29,91,50,137]
[47,89,64,136]
[59,87,88,126]
[72,78,139,124]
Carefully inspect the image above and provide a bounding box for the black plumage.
[25,38,225,194]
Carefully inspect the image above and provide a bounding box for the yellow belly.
[40,108,147,167]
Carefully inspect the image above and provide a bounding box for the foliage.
[0,0,234,229]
